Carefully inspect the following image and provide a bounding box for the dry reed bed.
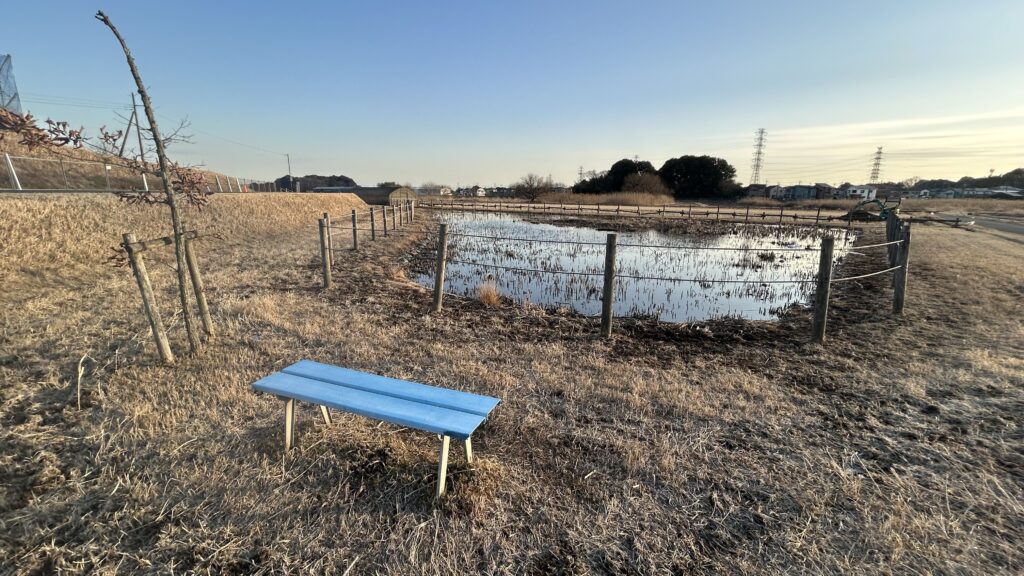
[1,195,1022,574]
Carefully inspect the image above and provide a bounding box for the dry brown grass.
[1,194,1022,574]
[477,280,501,307]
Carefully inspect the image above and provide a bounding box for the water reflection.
[415,211,853,322]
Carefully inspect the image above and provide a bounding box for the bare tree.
[513,173,553,202]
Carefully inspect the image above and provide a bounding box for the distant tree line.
[574,155,740,199]
[904,168,1024,191]
[274,174,357,191]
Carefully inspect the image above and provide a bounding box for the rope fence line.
[446,230,830,252]
[447,232,607,246]
[446,259,604,277]
[850,239,904,250]
[830,265,904,283]
[447,253,894,284]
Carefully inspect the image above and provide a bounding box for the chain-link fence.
[0,152,281,192]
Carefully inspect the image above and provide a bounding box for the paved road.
[934,212,1024,236]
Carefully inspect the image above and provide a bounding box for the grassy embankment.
[1,193,1021,573]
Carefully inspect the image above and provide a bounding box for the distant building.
[846,186,878,200]
[772,183,836,200]
[744,184,768,197]
[311,185,416,205]
[414,186,453,196]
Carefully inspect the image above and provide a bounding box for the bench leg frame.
[283,398,296,451]
[437,435,451,498]
[464,438,474,465]
[319,405,332,425]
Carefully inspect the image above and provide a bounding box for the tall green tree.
[658,155,738,199]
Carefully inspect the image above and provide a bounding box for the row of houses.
[750,183,878,201]
[916,185,1022,199]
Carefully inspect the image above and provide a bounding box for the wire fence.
[420,198,864,228]
[418,214,913,343]
[0,151,283,193]
[308,201,912,344]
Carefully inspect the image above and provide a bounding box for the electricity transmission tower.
[869,147,884,184]
[0,54,22,114]
[749,128,767,186]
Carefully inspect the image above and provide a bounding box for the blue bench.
[252,359,500,497]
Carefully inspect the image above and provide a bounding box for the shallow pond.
[415,212,853,323]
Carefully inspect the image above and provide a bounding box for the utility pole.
[869,147,884,185]
[131,92,146,163]
[286,153,293,191]
[578,166,584,183]
[118,105,136,158]
[750,128,767,186]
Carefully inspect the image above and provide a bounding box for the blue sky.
[5,1,1024,186]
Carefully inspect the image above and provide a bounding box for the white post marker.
[4,153,21,190]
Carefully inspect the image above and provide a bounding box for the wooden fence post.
[778,206,785,225]
[183,234,214,338]
[432,224,449,312]
[815,207,821,226]
[381,203,389,236]
[319,219,332,289]
[392,204,399,228]
[600,233,618,338]
[350,208,358,249]
[123,233,175,364]
[893,223,912,314]
[323,212,333,254]
[811,236,835,344]
[369,207,376,240]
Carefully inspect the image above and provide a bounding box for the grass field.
[1,194,1021,574]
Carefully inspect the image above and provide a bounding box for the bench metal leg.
[284,398,296,451]
[436,435,451,498]
[464,437,474,465]
[319,405,332,425]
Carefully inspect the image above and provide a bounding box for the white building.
[847,186,877,200]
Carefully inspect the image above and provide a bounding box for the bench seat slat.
[282,360,499,417]
[253,372,485,439]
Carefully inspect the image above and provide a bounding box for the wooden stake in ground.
[98,11,200,354]
[600,233,618,338]
[184,234,215,338]
[811,236,835,344]
[432,224,449,312]
[319,218,332,289]
[123,233,174,364]
[351,209,359,250]
[893,223,912,314]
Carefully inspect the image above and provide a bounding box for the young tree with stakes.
[0,12,213,357]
